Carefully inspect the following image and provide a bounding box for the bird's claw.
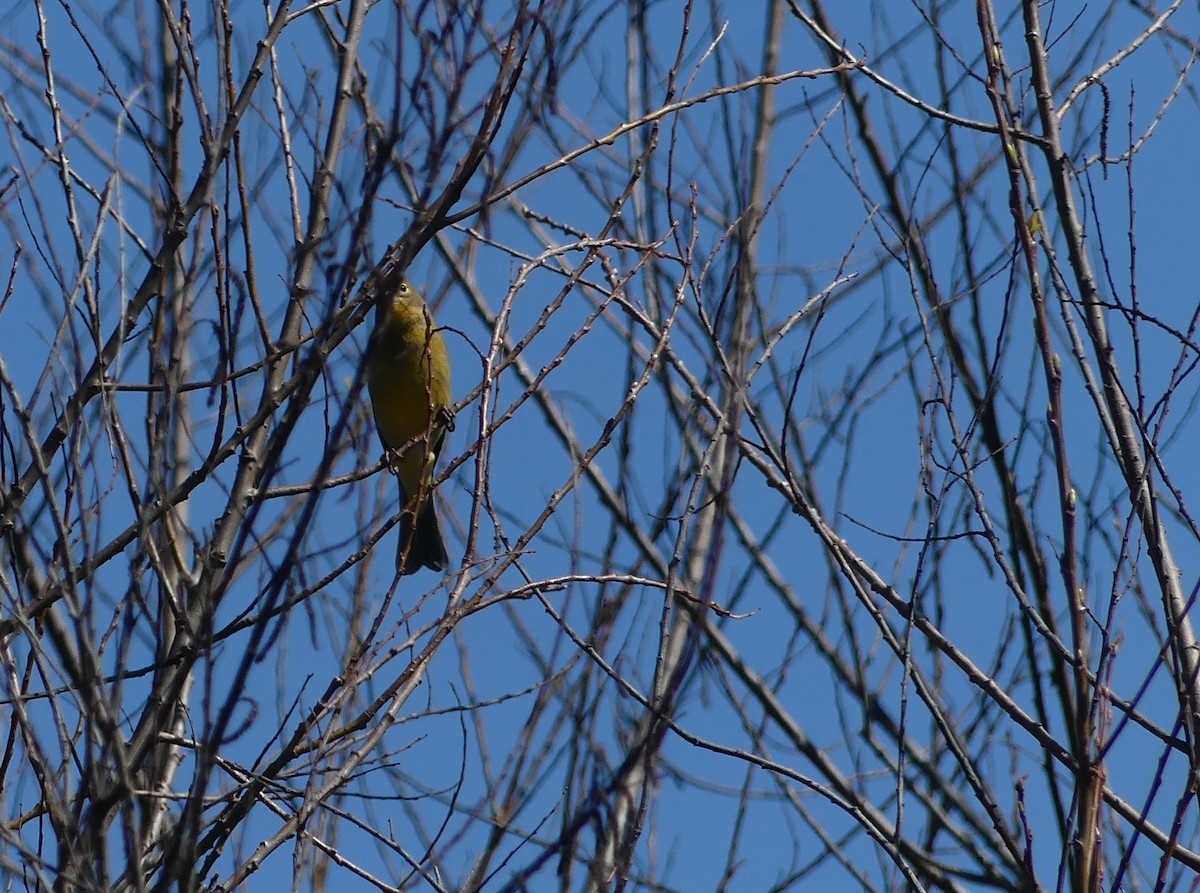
[381,448,401,474]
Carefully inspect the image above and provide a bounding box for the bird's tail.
[397,495,449,575]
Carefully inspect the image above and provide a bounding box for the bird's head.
[391,280,421,309]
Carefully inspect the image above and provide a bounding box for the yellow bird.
[366,280,453,574]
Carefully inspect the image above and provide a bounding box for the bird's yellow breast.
[366,298,451,491]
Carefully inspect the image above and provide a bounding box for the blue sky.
[4,0,1200,890]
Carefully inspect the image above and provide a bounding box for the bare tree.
[3,0,1200,890]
